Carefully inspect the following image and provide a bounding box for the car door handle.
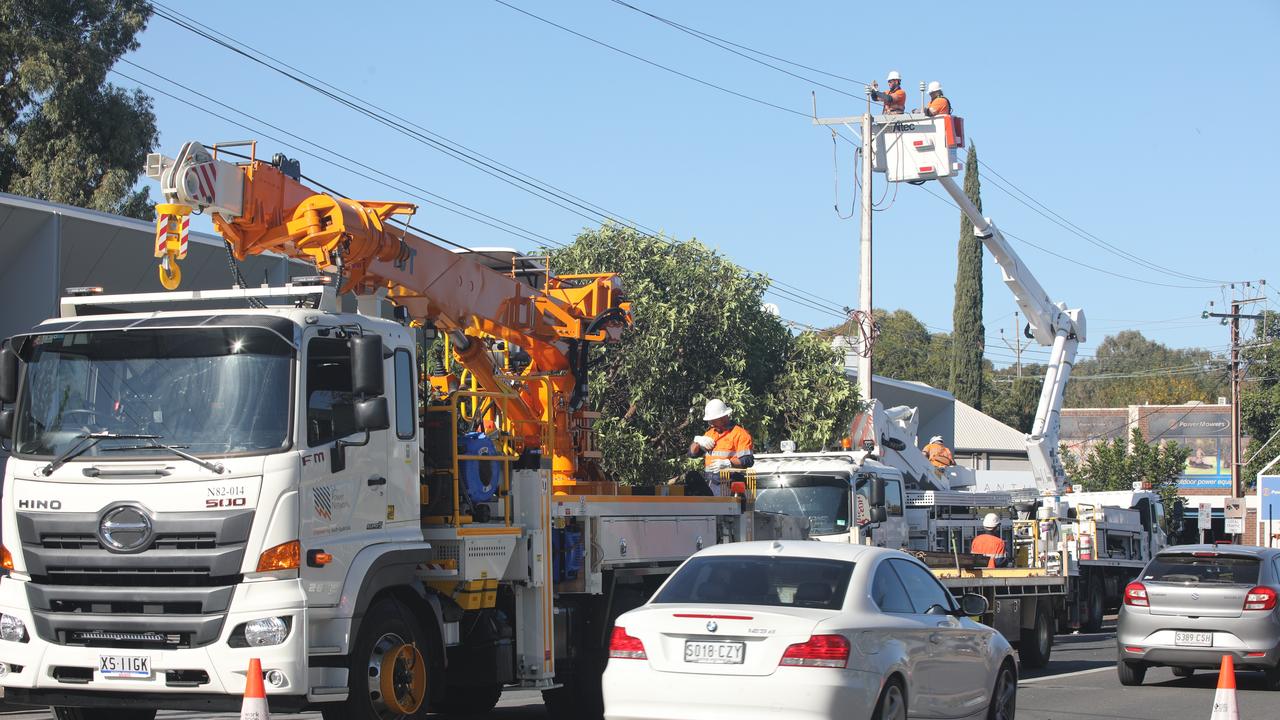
[929,633,944,644]
[936,621,955,628]
[367,476,386,487]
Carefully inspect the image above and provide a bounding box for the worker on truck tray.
[867,70,907,114]
[923,435,954,468]
[923,81,951,116]
[689,398,754,496]
[972,513,1008,568]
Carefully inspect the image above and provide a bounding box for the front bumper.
[602,659,882,720]
[0,577,322,707]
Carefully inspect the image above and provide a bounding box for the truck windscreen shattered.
[14,327,292,459]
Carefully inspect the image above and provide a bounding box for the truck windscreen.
[752,475,850,536]
[14,328,292,459]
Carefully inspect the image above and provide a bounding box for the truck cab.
[750,451,908,548]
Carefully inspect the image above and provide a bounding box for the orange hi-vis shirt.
[923,441,954,468]
[881,87,906,114]
[972,533,1007,568]
[926,96,951,116]
[703,423,754,469]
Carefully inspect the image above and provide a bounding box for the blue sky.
[124,1,1280,369]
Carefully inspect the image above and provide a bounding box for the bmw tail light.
[1123,582,1148,607]
[779,634,850,668]
[1244,586,1277,611]
[607,627,647,660]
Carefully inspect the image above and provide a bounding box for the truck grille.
[16,510,252,649]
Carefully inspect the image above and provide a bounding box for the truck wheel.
[1083,581,1105,633]
[1117,660,1146,686]
[542,585,646,720]
[53,710,156,720]
[433,682,503,717]
[1017,603,1053,669]
[322,597,431,720]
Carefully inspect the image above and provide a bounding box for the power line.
[150,2,859,321]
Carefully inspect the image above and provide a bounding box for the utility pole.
[813,96,876,403]
[1000,310,1029,378]
[1205,283,1267,498]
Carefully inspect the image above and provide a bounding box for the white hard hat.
[703,398,732,421]
[930,435,944,444]
[983,513,1000,530]
[927,81,943,94]
[886,70,901,82]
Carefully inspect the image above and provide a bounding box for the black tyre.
[986,662,1017,720]
[1117,659,1146,686]
[1172,666,1195,678]
[1083,580,1105,633]
[872,679,907,720]
[322,597,431,720]
[433,683,503,717]
[1018,603,1053,669]
[1262,663,1280,690]
[52,710,156,720]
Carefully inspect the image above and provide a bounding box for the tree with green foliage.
[950,143,985,409]
[1063,330,1225,408]
[546,225,860,485]
[0,0,157,218]
[1243,310,1280,484]
[1063,427,1187,512]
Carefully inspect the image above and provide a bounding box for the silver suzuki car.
[1116,544,1280,687]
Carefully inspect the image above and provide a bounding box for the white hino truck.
[0,141,782,720]
[742,111,1174,667]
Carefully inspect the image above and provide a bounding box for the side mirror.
[0,345,18,404]
[870,477,886,508]
[870,507,888,524]
[958,593,989,617]
[350,335,384,397]
[353,397,390,432]
[0,407,12,439]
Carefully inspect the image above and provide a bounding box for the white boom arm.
[936,175,1086,495]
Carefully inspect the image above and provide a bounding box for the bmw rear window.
[1143,553,1261,585]
[653,555,853,610]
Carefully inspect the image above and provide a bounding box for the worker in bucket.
[972,513,1008,568]
[923,435,954,468]
[867,70,906,114]
[923,81,951,116]
[689,399,755,496]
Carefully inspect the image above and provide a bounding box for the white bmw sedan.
[602,541,1017,720]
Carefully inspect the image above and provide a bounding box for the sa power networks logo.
[313,486,335,520]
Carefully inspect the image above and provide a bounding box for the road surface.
[1,624,1274,719]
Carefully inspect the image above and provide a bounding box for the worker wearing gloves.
[923,81,951,116]
[972,513,1008,568]
[866,70,906,114]
[688,399,754,496]
[922,435,954,468]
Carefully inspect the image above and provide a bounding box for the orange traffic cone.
[240,658,270,720]
[1209,655,1238,720]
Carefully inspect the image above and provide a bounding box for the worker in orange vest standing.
[972,513,1008,568]
[867,70,907,115]
[923,81,951,116]
[922,435,954,468]
[689,399,755,496]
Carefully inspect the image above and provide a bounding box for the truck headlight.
[0,614,28,643]
[243,616,290,647]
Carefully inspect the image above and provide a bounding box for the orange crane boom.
[147,141,630,488]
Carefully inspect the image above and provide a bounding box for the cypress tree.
[949,144,985,409]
